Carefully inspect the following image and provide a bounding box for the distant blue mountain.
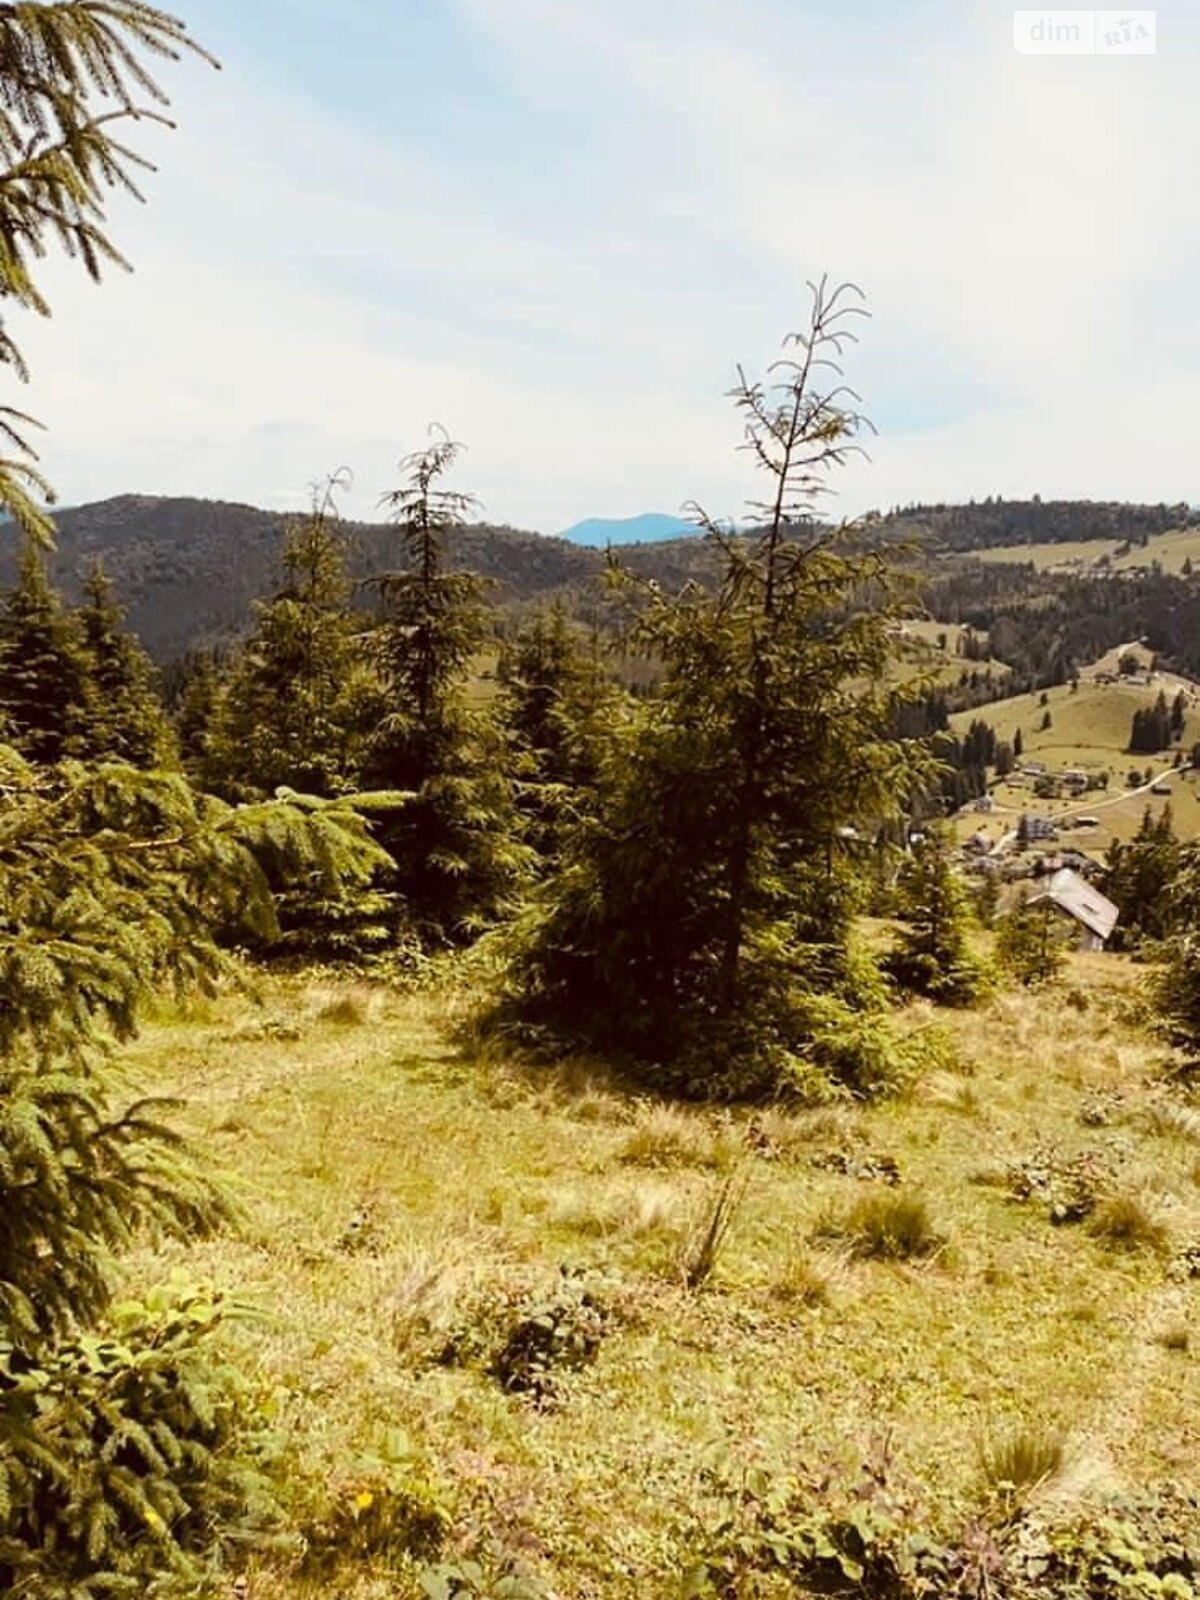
[559,512,698,547]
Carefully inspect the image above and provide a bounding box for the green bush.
[0,1283,281,1599]
[439,1271,613,1406]
[298,1432,450,1577]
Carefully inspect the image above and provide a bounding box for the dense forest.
[924,562,1200,686]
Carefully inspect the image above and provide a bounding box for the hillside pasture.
[120,963,1200,1599]
[950,677,1196,773]
[962,525,1200,576]
[949,675,1200,851]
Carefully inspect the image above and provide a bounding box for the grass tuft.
[1153,1319,1190,1353]
[618,1104,737,1171]
[314,984,377,1027]
[1087,1193,1172,1255]
[814,1191,945,1262]
[1143,1099,1200,1143]
[679,1168,751,1289]
[978,1424,1067,1510]
[771,1249,836,1308]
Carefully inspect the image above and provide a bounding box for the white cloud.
[13,0,1200,532]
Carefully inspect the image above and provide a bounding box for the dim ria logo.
[1013,11,1156,54]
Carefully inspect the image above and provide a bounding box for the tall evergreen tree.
[496,606,621,865]
[204,479,380,800]
[0,541,93,762]
[486,282,928,1097]
[366,429,525,943]
[76,561,173,766]
[1105,804,1181,947]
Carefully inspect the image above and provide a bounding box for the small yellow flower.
[354,1490,374,1511]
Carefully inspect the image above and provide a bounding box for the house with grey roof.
[1029,868,1119,953]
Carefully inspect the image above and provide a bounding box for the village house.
[1030,868,1120,953]
[1023,815,1058,842]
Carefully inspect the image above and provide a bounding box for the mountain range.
[559,512,698,546]
[0,495,721,661]
[5,493,1197,664]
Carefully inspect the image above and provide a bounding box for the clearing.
[961,525,1200,576]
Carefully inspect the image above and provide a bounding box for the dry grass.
[1087,1192,1172,1255]
[617,1104,739,1170]
[1144,1099,1200,1143]
[116,955,1200,1599]
[771,1249,840,1309]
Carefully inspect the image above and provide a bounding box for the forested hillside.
[0,496,601,657]
[883,497,1197,552]
[13,493,1200,668]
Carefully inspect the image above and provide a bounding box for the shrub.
[683,1449,953,1600]
[298,1432,450,1577]
[814,1192,945,1261]
[0,1283,281,1598]
[436,1272,613,1406]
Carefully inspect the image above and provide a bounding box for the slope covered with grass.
[121,959,1200,1598]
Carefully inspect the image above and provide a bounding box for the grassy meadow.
[963,526,1200,575]
[949,673,1200,851]
[119,958,1200,1598]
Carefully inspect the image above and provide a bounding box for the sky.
[16,0,1200,535]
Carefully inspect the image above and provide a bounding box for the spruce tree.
[204,480,380,801]
[0,541,93,761]
[0,2,215,543]
[496,606,620,865]
[366,429,525,944]
[996,895,1069,986]
[0,749,389,1589]
[174,647,224,770]
[1105,804,1181,947]
[486,282,928,1097]
[883,825,990,1005]
[75,561,174,766]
